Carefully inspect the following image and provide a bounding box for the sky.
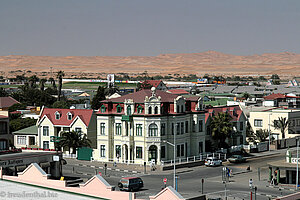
[1,0,300,56]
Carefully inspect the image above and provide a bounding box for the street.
[62,151,297,199]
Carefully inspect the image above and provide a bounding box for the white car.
[205,157,222,167]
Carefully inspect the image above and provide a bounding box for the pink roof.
[205,105,243,123]
[144,80,163,88]
[39,108,93,126]
[264,93,285,100]
[0,97,19,108]
[102,89,179,103]
[167,89,189,95]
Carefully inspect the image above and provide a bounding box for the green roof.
[13,125,38,135]
[204,98,228,106]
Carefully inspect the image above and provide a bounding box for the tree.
[273,117,290,139]
[9,117,37,133]
[210,112,233,148]
[254,129,270,142]
[39,78,47,91]
[58,131,91,154]
[57,71,65,101]
[49,77,56,89]
[52,101,69,109]
[0,88,8,97]
[136,81,152,91]
[91,86,106,110]
[28,75,39,88]
[8,103,26,112]
[242,92,251,100]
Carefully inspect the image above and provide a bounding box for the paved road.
[62,151,297,199]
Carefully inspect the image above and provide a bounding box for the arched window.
[101,105,106,113]
[148,107,152,114]
[181,105,184,113]
[67,112,73,120]
[137,105,143,114]
[154,106,158,114]
[116,105,122,113]
[55,111,60,120]
[149,123,158,137]
[127,105,131,115]
[177,105,180,113]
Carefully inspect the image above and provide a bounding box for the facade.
[204,105,247,151]
[249,108,300,140]
[263,93,300,108]
[13,125,38,149]
[36,107,96,150]
[0,111,11,150]
[94,88,206,165]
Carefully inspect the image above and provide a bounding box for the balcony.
[121,115,132,122]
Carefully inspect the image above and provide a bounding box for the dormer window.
[67,112,73,120]
[101,105,106,113]
[137,105,143,114]
[116,105,122,113]
[55,111,61,120]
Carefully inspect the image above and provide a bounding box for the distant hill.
[1,51,300,77]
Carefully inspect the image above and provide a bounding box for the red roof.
[102,89,179,103]
[39,108,93,126]
[167,89,189,95]
[0,97,19,108]
[144,80,163,88]
[0,115,8,119]
[205,105,243,123]
[264,93,286,100]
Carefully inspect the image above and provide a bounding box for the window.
[161,123,166,136]
[75,127,82,133]
[297,119,300,126]
[149,123,158,136]
[43,141,49,149]
[115,145,121,158]
[181,122,184,134]
[136,124,143,136]
[136,147,143,159]
[154,106,158,114]
[100,123,105,135]
[176,144,184,157]
[148,107,152,114]
[55,111,60,120]
[67,113,73,120]
[17,136,26,145]
[0,140,7,150]
[100,145,106,157]
[29,137,35,145]
[177,145,180,157]
[199,142,203,153]
[137,105,143,114]
[117,105,122,113]
[176,123,180,135]
[254,119,263,127]
[177,105,180,113]
[185,121,189,133]
[192,120,196,132]
[43,126,49,136]
[116,123,122,135]
[198,120,203,132]
[0,122,7,134]
[127,105,131,115]
[181,144,184,157]
[101,105,106,113]
[181,105,184,112]
[161,146,166,158]
[240,121,244,131]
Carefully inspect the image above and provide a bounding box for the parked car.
[205,157,222,167]
[118,177,144,191]
[228,155,246,163]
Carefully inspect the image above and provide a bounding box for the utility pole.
[297,139,299,190]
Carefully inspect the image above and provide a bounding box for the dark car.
[228,155,246,163]
[118,177,143,191]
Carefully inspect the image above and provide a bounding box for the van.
[118,177,144,191]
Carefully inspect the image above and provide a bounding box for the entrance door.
[148,145,157,164]
[29,137,35,146]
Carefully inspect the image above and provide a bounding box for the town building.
[36,107,96,150]
[249,108,300,140]
[13,125,38,149]
[204,105,247,151]
[263,93,300,108]
[0,96,19,111]
[94,88,205,165]
[0,111,11,150]
[142,80,168,91]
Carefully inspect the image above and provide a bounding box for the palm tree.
[39,78,47,91]
[48,77,56,89]
[255,129,270,142]
[242,92,251,100]
[58,131,91,154]
[273,117,290,139]
[56,71,65,101]
[28,75,39,88]
[210,112,233,148]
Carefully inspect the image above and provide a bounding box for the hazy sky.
[1,0,300,56]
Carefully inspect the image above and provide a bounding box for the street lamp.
[268,113,272,152]
[163,138,176,190]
